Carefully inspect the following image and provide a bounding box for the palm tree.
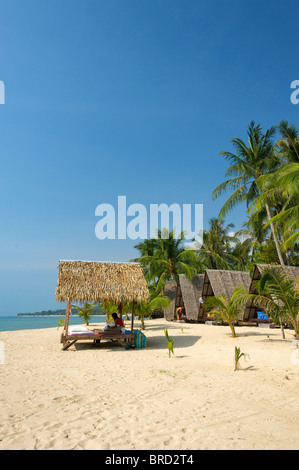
[133,238,156,283]
[197,217,240,270]
[213,121,285,265]
[131,228,199,293]
[242,267,299,339]
[101,300,119,322]
[230,238,252,271]
[72,302,96,326]
[276,120,299,163]
[235,212,269,261]
[135,286,171,329]
[256,163,299,250]
[203,285,247,338]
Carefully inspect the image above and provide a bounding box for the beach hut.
[199,269,251,321]
[243,264,299,321]
[55,260,149,350]
[164,274,204,322]
[164,281,177,321]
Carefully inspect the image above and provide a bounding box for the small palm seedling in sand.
[234,346,249,371]
[164,329,175,358]
[57,318,64,330]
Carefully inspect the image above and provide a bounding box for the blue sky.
[0,0,298,315]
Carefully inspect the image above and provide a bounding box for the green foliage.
[164,329,175,358]
[131,119,299,308]
[100,301,119,322]
[57,318,64,330]
[71,301,96,326]
[234,346,248,371]
[132,228,199,292]
[196,217,240,270]
[213,121,287,265]
[258,163,299,250]
[203,286,247,338]
[135,285,171,329]
[252,240,281,265]
[242,267,299,339]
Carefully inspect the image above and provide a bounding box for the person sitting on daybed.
[104,312,125,330]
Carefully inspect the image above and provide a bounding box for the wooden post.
[131,300,135,332]
[64,299,71,336]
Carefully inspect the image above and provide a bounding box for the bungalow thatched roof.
[164,281,177,321]
[179,274,204,321]
[55,260,149,304]
[250,264,299,291]
[164,274,204,322]
[243,264,299,320]
[201,269,251,299]
[200,269,251,320]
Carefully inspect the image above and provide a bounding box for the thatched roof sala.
[55,260,149,304]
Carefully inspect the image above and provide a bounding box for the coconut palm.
[203,285,247,338]
[256,163,299,250]
[235,212,269,261]
[72,301,96,326]
[213,121,285,265]
[276,120,299,163]
[100,300,119,322]
[133,238,156,283]
[197,217,240,270]
[132,228,199,292]
[135,287,171,329]
[242,267,299,339]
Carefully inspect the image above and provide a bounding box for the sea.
[0,315,106,332]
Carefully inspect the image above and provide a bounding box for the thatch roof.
[164,274,204,322]
[55,260,149,304]
[164,281,177,321]
[179,274,204,321]
[201,269,251,298]
[200,269,251,321]
[250,264,299,288]
[243,264,299,320]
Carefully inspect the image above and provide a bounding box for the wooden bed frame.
[60,329,134,351]
[60,300,136,351]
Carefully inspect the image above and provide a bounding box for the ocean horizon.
[0,315,106,332]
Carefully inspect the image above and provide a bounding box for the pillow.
[68,326,90,334]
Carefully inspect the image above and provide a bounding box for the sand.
[0,318,298,450]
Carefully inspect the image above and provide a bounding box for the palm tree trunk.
[264,200,285,266]
[229,320,236,338]
[275,207,291,266]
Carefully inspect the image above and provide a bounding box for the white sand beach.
[0,318,298,450]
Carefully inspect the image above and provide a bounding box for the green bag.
[133,330,147,348]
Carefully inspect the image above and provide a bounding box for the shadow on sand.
[73,333,200,351]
